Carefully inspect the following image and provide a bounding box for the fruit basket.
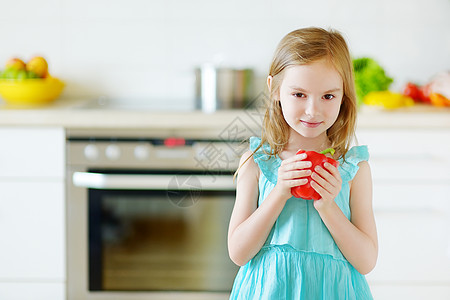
[0,56,65,105]
[0,77,65,105]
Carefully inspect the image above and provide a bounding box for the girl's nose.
[305,99,319,116]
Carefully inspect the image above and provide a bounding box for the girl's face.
[277,59,343,141]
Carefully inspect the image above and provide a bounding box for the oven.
[66,129,244,300]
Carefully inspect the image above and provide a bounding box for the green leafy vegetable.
[353,57,393,105]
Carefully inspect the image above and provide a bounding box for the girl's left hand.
[310,161,342,211]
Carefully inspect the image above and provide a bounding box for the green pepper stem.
[319,148,335,156]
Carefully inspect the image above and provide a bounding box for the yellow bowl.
[0,77,65,105]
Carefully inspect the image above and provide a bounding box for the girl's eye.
[293,93,306,98]
[323,94,335,100]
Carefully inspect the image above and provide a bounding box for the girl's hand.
[273,152,312,200]
[310,161,342,211]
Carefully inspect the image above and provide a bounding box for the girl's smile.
[300,120,323,128]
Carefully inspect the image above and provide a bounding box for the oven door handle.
[72,172,236,191]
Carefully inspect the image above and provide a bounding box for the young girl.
[228,27,378,299]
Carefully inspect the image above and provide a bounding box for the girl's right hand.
[273,152,312,200]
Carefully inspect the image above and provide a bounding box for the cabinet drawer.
[369,284,450,300]
[373,183,449,210]
[0,127,64,178]
[356,129,450,182]
[367,209,450,283]
[370,157,449,182]
[0,282,64,300]
[356,129,450,157]
[0,181,65,280]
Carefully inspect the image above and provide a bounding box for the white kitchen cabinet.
[357,128,450,299]
[0,127,65,300]
[369,285,450,300]
[0,282,65,300]
[0,127,64,178]
[0,181,64,279]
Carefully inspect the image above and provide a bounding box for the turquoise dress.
[229,137,373,300]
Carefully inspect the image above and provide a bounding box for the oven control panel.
[68,138,247,171]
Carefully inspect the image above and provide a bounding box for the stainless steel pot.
[195,65,254,113]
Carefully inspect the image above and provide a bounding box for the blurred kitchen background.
[0,1,449,300]
[0,0,449,106]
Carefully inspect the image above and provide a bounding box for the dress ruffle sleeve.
[249,136,280,184]
[338,145,370,183]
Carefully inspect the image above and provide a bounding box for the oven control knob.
[84,144,99,160]
[105,144,121,160]
[134,145,150,160]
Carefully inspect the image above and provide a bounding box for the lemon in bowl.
[0,76,65,105]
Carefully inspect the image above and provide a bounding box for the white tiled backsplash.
[0,0,449,105]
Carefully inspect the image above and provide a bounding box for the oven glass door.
[84,171,239,292]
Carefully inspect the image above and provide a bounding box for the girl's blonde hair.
[258,27,357,159]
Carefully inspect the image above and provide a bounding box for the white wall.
[0,0,449,107]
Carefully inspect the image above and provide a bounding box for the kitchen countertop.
[0,98,449,130]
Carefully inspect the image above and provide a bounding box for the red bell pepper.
[402,82,431,103]
[291,148,338,200]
